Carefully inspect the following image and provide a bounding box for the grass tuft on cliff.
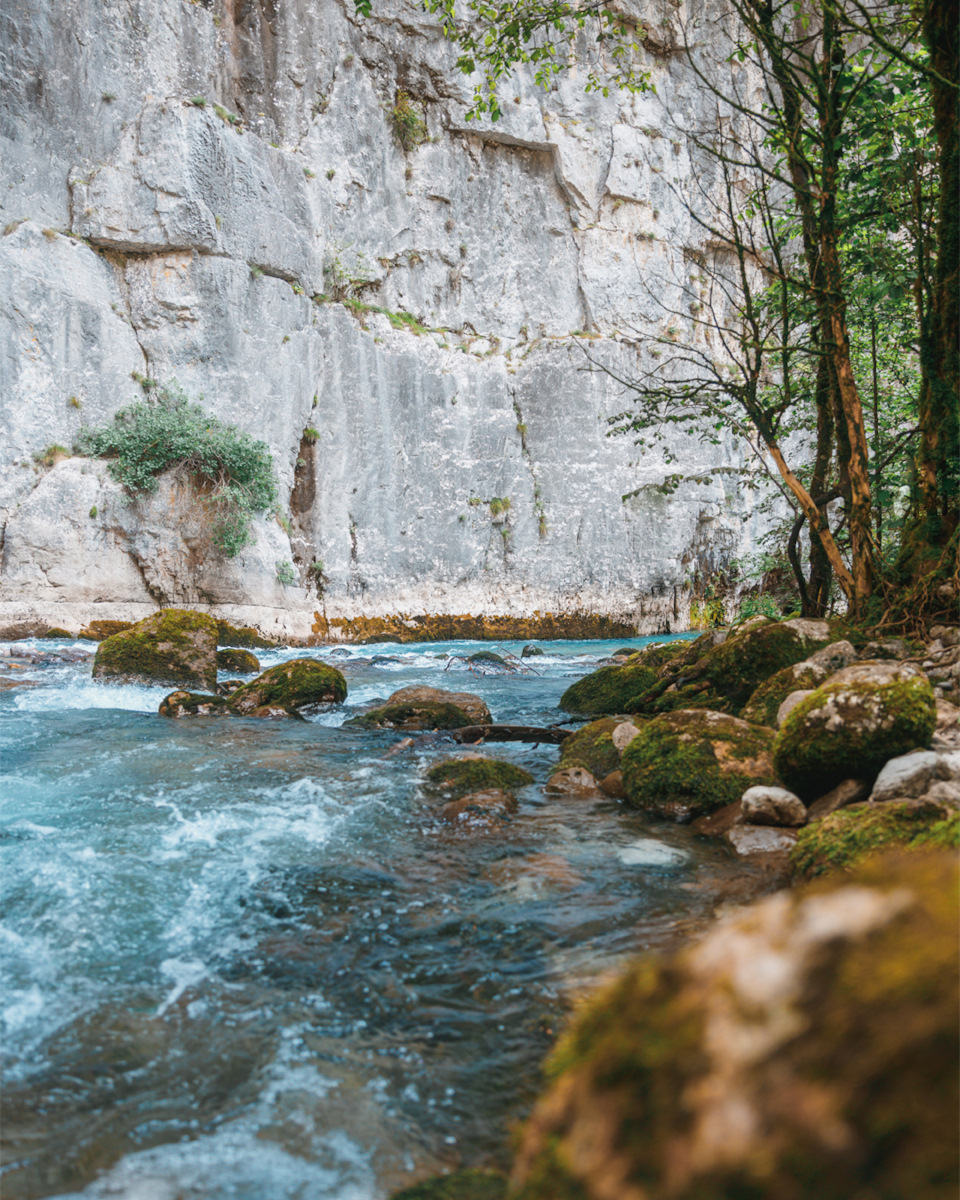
[77,381,277,556]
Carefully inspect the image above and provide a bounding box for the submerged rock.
[92,609,218,690]
[521,644,544,657]
[228,659,347,716]
[437,789,518,827]
[791,801,959,879]
[216,648,260,675]
[425,756,534,801]
[387,685,491,725]
[773,662,937,800]
[347,701,475,730]
[620,710,776,822]
[511,852,959,1200]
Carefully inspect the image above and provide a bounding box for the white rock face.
[1,0,776,638]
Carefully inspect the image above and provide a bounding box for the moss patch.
[92,609,218,690]
[345,701,475,731]
[78,619,134,641]
[217,648,260,675]
[740,661,827,726]
[559,661,660,715]
[791,802,960,879]
[620,710,776,822]
[40,627,74,639]
[159,690,230,718]
[557,717,625,780]
[424,757,534,801]
[216,621,279,649]
[774,676,937,799]
[229,659,346,715]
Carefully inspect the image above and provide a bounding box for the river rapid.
[2,635,754,1199]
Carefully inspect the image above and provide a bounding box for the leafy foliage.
[390,90,428,150]
[77,382,277,557]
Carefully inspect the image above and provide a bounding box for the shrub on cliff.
[76,382,278,556]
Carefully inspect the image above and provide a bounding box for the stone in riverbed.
[740,784,806,826]
[726,824,798,855]
[805,777,870,821]
[216,621,279,650]
[425,756,534,801]
[510,852,959,1200]
[159,690,230,718]
[93,609,218,690]
[78,619,134,641]
[437,789,518,827]
[346,700,475,730]
[740,660,829,726]
[216,648,260,675]
[387,685,490,724]
[544,766,601,794]
[620,710,776,822]
[228,659,346,716]
[555,717,626,780]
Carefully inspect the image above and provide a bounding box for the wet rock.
[544,766,600,794]
[437,789,518,827]
[485,853,583,895]
[598,769,626,798]
[158,690,230,718]
[773,665,937,800]
[740,785,806,827]
[216,620,279,650]
[424,756,534,801]
[511,853,959,1200]
[689,800,742,837]
[228,658,347,716]
[346,700,475,730]
[869,749,960,805]
[791,801,959,878]
[805,778,870,822]
[556,717,624,780]
[92,608,218,690]
[467,650,510,669]
[726,824,798,855]
[216,648,260,675]
[390,1168,507,1199]
[521,644,544,657]
[387,685,491,725]
[620,710,776,822]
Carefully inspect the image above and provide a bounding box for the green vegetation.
[216,648,260,675]
[559,659,659,715]
[275,560,297,586]
[390,90,428,150]
[346,702,476,731]
[33,444,69,467]
[77,382,278,557]
[791,804,960,878]
[216,621,278,650]
[425,757,534,800]
[488,496,510,517]
[389,1169,507,1200]
[92,609,219,691]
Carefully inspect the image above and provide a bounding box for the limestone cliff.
[0,0,772,641]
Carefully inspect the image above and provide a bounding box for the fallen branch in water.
[451,723,572,744]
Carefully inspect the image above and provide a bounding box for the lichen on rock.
[92,608,218,690]
[620,709,776,822]
[228,658,346,716]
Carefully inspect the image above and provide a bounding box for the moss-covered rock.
[791,801,960,879]
[740,660,830,726]
[390,1169,507,1200]
[78,619,134,641]
[228,659,346,716]
[425,756,534,800]
[346,701,475,731]
[468,650,510,669]
[556,717,626,780]
[216,621,279,649]
[511,852,959,1200]
[620,709,776,822]
[92,609,218,690]
[521,644,545,658]
[159,690,230,718]
[559,660,660,715]
[387,686,491,724]
[40,627,74,639]
[217,648,260,675]
[773,667,937,800]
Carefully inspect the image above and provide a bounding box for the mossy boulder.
[511,851,959,1200]
[424,756,534,801]
[159,690,230,718]
[346,701,475,731]
[216,620,279,649]
[390,1169,507,1200]
[740,659,830,726]
[557,717,628,780]
[78,619,134,641]
[791,801,960,879]
[559,660,660,715]
[620,709,776,822]
[217,648,260,675]
[228,658,346,716]
[773,664,937,800]
[468,650,510,669]
[40,627,74,639]
[387,686,491,724]
[92,609,218,690]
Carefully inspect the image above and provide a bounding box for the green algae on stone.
[773,675,937,800]
[791,801,960,879]
[511,852,960,1200]
[740,660,828,726]
[425,757,535,801]
[92,609,218,690]
[619,709,776,822]
[390,1168,507,1200]
[228,658,346,715]
[159,690,230,718]
[557,717,626,780]
[346,701,475,731]
[216,648,260,675]
[216,620,279,650]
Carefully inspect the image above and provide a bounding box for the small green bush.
[76,382,277,557]
[390,90,428,150]
[302,427,320,443]
[275,560,297,586]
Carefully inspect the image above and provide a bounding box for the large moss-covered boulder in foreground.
[346,701,475,731]
[557,717,629,780]
[92,609,218,690]
[424,756,535,801]
[791,800,959,879]
[620,710,776,822]
[773,662,937,800]
[228,659,346,716]
[511,852,959,1200]
[217,648,260,675]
